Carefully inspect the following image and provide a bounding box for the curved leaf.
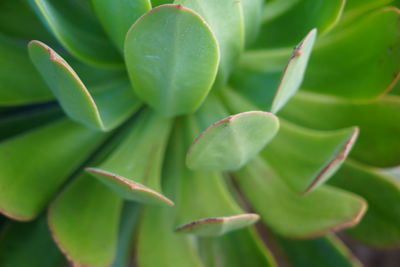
[262,120,358,193]
[29,0,122,66]
[280,91,400,167]
[49,173,122,267]
[256,0,344,48]
[87,110,173,206]
[235,158,367,238]
[0,34,53,105]
[271,29,317,113]
[0,118,106,221]
[330,161,400,248]
[175,0,244,87]
[29,41,140,131]
[91,0,151,51]
[125,4,219,117]
[187,111,279,171]
[240,0,263,46]
[303,7,400,99]
[176,214,259,237]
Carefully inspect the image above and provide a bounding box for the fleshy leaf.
[176,214,259,237]
[330,161,400,248]
[303,7,400,99]
[0,217,66,267]
[186,111,279,171]
[262,120,358,193]
[29,41,140,131]
[0,118,106,221]
[256,0,344,48]
[29,0,122,66]
[87,110,173,206]
[124,4,219,117]
[240,0,263,46]
[280,91,400,167]
[91,0,151,51]
[274,234,361,267]
[270,29,317,113]
[136,206,204,267]
[0,34,53,105]
[49,173,122,267]
[198,229,276,267]
[234,158,367,238]
[168,119,260,236]
[175,0,244,87]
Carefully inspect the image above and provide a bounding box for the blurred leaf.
[262,120,358,193]
[136,206,204,267]
[175,0,244,87]
[342,0,394,21]
[275,234,360,267]
[87,110,173,206]
[270,29,317,113]
[49,173,122,267]
[187,111,279,171]
[241,0,263,46]
[198,228,276,267]
[0,105,62,141]
[111,203,139,267]
[280,91,400,167]
[0,217,66,267]
[330,161,400,248]
[29,41,140,131]
[234,158,367,238]
[125,4,219,117]
[91,0,151,51]
[0,34,53,105]
[0,0,55,42]
[29,0,122,67]
[303,8,400,99]
[0,118,106,221]
[256,0,344,48]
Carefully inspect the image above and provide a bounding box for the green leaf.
[274,234,361,267]
[0,118,106,221]
[176,214,259,237]
[87,110,173,206]
[29,41,140,131]
[0,34,53,105]
[91,0,151,51]
[330,161,400,248]
[240,0,263,46]
[303,7,400,99]
[124,4,219,117]
[270,29,317,113]
[49,173,122,267]
[136,206,204,267]
[186,111,279,171]
[234,158,367,238]
[0,217,66,267]
[0,105,62,141]
[279,91,400,167]
[0,0,55,42]
[175,0,244,87]
[199,228,276,267]
[29,0,122,67]
[262,120,358,193]
[256,0,344,48]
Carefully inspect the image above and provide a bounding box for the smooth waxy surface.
[29,41,140,131]
[125,4,219,117]
[0,119,106,220]
[49,174,122,267]
[235,158,367,238]
[262,120,358,193]
[187,111,279,171]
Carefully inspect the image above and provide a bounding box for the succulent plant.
[0,0,399,266]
